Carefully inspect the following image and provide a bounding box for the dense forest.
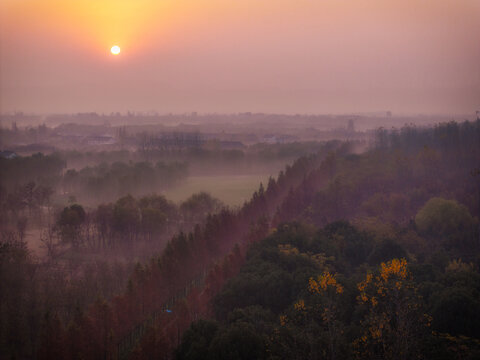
[1,120,479,359]
[174,120,480,360]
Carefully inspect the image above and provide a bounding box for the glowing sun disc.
[110,45,121,55]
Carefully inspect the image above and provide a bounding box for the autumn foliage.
[354,258,430,360]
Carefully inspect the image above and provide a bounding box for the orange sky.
[1,0,479,114]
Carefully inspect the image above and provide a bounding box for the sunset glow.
[1,0,479,114]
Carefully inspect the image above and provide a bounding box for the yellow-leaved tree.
[304,271,344,360]
[354,258,430,360]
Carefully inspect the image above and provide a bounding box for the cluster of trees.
[0,153,63,232]
[1,137,345,358]
[0,140,344,215]
[0,182,54,228]
[249,141,342,162]
[0,122,51,149]
[0,235,134,359]
[0,191,227,359]
[134,138,340,176]
[49,192,226,256]
[136,132,204,156]
[14,141,344,360]
[274,121,479,239]
[0,152,65,190]
[61,150,132,169]
[62,161,188,203]
[177,220,480,360]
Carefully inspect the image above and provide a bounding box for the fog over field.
[1,1,480,359]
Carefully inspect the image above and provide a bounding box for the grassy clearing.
[163,174,273,207]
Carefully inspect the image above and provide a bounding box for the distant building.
[0,150,18,159]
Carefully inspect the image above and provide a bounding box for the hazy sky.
[1,0,479,115]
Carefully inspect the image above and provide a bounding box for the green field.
[163,174,273,207]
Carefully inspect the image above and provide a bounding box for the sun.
[110,45,121,55]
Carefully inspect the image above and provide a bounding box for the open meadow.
[163,173,274,207]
